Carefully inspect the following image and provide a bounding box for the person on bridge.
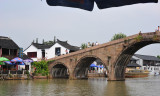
[65,49,68,54]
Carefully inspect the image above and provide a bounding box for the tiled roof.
[32,43,53,49]
[130,58,137,61]
[29,39,79,51]
[57,39,80,51]
[0,36,19,49]
[134,54,160,61]
[127,63,141,67]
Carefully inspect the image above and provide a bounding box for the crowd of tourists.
[87,42,99,47]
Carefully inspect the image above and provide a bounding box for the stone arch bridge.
[47,31,160,81]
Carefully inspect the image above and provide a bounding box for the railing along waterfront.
[0,70,28,74]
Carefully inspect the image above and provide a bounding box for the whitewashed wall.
[24,43,71,61]
[23,45,40,61]
[132,56,143,67]
[37,49,42,61]
[47,43,70,59]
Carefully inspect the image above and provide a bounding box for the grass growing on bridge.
[135,35,143,42]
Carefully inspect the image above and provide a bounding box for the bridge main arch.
[110,32,160,80]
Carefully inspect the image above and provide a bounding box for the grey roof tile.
[134,54,160,61]
[0,36,19,49]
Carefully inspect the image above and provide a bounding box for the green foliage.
[81,43,88,49]
[157,55,160,59]
[135,35,143,42]
[47,60,55,64]
[26,70,29,74]
[32,60,49,76]
[44,41,55,45]
[111,33,127,41]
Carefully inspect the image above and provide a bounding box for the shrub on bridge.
[153,35,159,41]
[32,60,49,76]
[81,43,88,49]
[111,33,127,41]
[135,35,143,42]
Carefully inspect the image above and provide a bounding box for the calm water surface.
[0,76,160,96]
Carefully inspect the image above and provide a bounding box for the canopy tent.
[97,65,104,68]
[90,64,97,67]
[23,59,33,72]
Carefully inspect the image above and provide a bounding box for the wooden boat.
[125,69,149,78]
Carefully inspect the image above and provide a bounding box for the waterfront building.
[126,58,141,72]
[24,39,79,61]
[132,54,160,74]
[0,36,19,60]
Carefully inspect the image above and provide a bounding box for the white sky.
[0,0,160,56]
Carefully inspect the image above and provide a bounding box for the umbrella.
[4,61,14,70]
[90,64,97,67]
[11,57,23,62]
[4,61,13,65]
[0,57,10,62]
[11,57,24,70]
[0,57,9,65]
[19,62,25,65]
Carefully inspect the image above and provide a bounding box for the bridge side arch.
[73,55,108,79]
[49,62,70,78]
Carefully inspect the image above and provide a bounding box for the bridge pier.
[107,66,125,81]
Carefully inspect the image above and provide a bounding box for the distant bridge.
[47,31,160,81]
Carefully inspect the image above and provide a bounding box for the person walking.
[65,49,68,54]
[95,42,99,45]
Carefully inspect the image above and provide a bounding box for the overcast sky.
[0,0,160,56]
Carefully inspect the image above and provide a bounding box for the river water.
[0,76,160,96]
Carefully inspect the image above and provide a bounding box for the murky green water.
[0,76,160,96]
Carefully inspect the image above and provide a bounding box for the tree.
[111,33,127,41]
[81,43,88,49]
[44,41,55,45]
[157,55,160,59]
[32,60,49,76]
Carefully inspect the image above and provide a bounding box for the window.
[27,52,37,58]
[2,48,9,55]
[55,47,61,56]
